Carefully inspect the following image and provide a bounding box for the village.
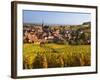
[23,22,91,46]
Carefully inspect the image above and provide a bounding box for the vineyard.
[23,21,91,69]
[23,43,91,69]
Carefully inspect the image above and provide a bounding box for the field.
[23,43,91,69]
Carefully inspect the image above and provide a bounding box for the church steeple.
[42,19,44,27]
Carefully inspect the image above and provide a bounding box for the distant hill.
[23,21,91,27]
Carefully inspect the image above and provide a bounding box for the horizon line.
[23,21,91,26]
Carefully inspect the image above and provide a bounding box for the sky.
[23,10,91,25]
